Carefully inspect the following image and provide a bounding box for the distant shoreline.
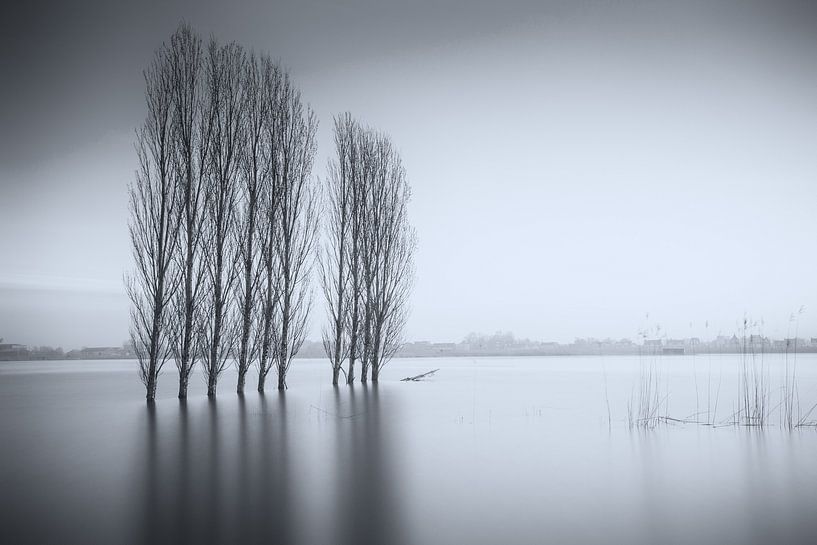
[4,333,816,362]
[3,347,816,363]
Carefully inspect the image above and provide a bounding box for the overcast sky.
[1,0,816,348]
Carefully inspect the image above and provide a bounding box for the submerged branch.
[401,369,439,382]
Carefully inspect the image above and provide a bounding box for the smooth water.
[2,355,817,545]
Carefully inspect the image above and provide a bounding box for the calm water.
[2,355,817,545]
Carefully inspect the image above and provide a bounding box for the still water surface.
[2,355,817,544]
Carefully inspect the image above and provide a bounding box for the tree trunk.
[371,349,380,382]
[178,206,195,403]
[178,372,189,399]
[146,374,158,402]
[237,340,249,392]
[258,372,266,393]
[238,198,256,387]
[347,356,355,385]
[237,368,246,394]
[207,374,217,397]
[332,367,340,386]
[277,371,286,390]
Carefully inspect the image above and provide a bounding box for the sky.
[1,0,816,348]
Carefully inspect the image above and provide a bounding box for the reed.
[628,324,667,429]
[734,317,770,427]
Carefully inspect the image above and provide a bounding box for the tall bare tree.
[234,52,270,394]
[269,69,319,391]
[255,188,281,393]
[360,132,415,383]
[126,42,180,402]
[358,132,379,383]
[320,114,356,385]
[167,24,212,399]
[199,40,245,397]
[344,125,367,385]
[255,59,282,392]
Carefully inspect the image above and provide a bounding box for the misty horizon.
[4,322,817,354]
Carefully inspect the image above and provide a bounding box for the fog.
[2,0,816,347]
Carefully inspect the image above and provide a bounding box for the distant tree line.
[127,24,415,402]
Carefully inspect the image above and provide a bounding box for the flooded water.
[2,355,817,545]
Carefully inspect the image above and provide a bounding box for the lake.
[2,354,817,544]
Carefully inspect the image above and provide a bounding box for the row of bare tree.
[320,115,415,386]
[127,25,414,402]
[127,25,317,401]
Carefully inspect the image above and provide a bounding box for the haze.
[1,0,816,348]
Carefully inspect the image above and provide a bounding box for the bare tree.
[255,59,282,393]
[344,125,368,385]
[199,40,245,397]
[269,68,319,390]
[320,114,357,385]
[234,52,270,394]
[126,42,180,402]
[167,24,212,399]
[255,187,281,392]
[358,131,379,383]
[360,132,415,383]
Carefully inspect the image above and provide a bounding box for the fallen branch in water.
[310,405,366,420]
[401,369,439,382]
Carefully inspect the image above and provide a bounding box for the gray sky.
[1,0,816,348]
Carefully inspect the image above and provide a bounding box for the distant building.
[455,342,472,353]
[67,346,133,359]
[641,339,662,355]
[749,335,769,347]
[663,339,685,355]
[0,343,30,361]
[431,342,457,353]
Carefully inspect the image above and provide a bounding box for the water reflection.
[135,386,403,545]
[257,393,293,545]
[7,359,817,545]
[140,405,161,545]
[177,400,191,543]
[333,385,405,545]
[626,428,817,545]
